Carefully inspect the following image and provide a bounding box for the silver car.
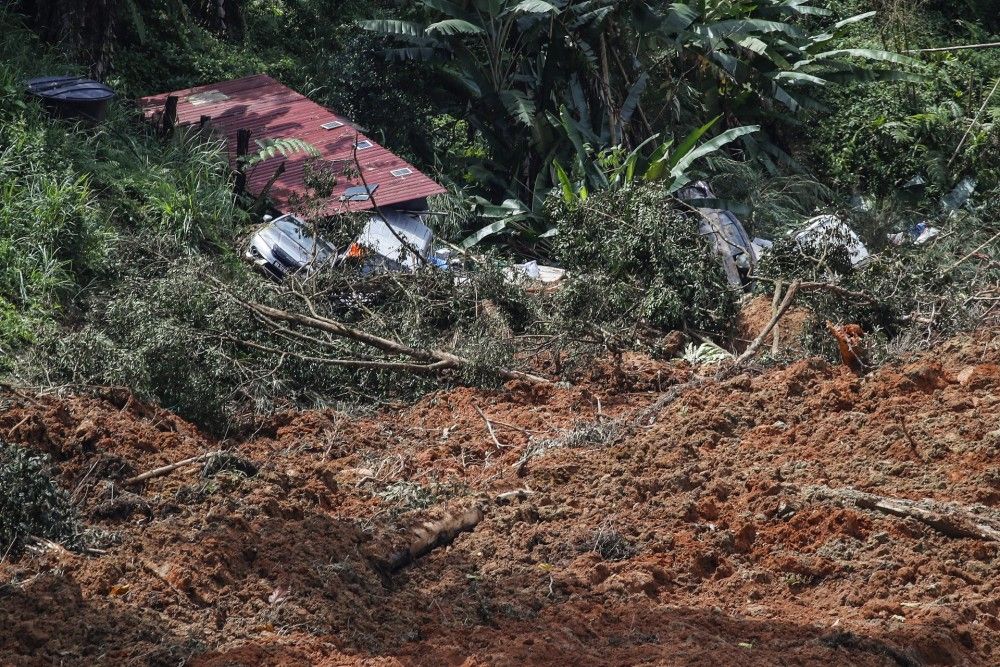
[246,214,337,278]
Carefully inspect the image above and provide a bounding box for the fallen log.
[383,506,485,573]
[805,485,1000,542]
[382,488,535,573]
[123,450,224,486]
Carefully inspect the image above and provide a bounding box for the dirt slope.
[1,331,999,666]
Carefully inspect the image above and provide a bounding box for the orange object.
[826,321,865,374]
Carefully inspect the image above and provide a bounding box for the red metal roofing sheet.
[138,74,446,217]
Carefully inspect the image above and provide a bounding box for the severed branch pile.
[211,277,551,385]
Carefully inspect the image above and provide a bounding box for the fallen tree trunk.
[383,506,485,573]
[382,489,534,573]
[805,485,1000,541]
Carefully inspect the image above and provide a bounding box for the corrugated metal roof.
[138,74,446,217]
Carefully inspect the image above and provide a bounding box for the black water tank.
[26,76,115,122]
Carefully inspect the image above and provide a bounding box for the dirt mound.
[738,294,812,353]
[2,330,999,666]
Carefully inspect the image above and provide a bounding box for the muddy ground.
[1,329,999,666]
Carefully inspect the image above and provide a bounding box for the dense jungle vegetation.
[1,1,998,431]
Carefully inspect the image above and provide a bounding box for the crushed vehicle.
[677,180,765,288]
[246,214,338,279]
[345,209,444,273]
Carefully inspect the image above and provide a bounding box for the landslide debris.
[1,330,998,666]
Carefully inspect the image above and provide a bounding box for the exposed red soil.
[2,330,999,666]
[738,294,812,353]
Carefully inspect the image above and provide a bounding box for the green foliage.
[807,2,1000,196]
[551,186,738,334]
[0,443,79,558]
[242,138,320,168]
[0,9,244,338]
[756,208,1000,359]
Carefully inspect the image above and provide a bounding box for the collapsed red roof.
[139,74,446,217]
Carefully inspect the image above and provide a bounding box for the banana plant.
[360,0,645,206]
[639,1,923,172]
[552,114,760,206]
[365,0,920,249]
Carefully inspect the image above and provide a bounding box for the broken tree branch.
[123,450,224,486]
[223,334,453,375]
[805,485,1000,542]
[239,299,551,385]
[731,279,801,369]
[942,230,1000,276]
[770,278,783,355]
[474,405,505,450]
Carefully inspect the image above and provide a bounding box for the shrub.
[756,207,999,360]
[0,443,79,558]
[551,186,739,335]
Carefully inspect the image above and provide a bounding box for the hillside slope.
[1,329,999,666]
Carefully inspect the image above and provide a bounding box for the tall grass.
[0,10,242,353]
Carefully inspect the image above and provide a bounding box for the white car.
[246,214,338,278]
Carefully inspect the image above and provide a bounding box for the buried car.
[247,209,442,279]
[246,214,338,278]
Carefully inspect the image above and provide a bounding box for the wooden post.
[234,128,251,197]
[161,95,178,135]
[254,160,286,216]
[199,115,212,132]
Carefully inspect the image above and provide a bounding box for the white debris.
[352,209,434,271]
[792,215,870,268]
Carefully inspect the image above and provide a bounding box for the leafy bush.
[0,443,79,558]
[551,186,739,335]
[756,207,999,360]
[806,2,1000,196]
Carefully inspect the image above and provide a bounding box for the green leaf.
[778,1,832,17]
[773,71,828,86]
[668,115,721,170]
[509,0,559,14]
[501,90,537,127]
[357,19,425,37]
[796,49,919,69]
[618,73,649,128]
[552,160,576,205]
[834,11,876,30]
[737,36,769,55]
[641,138,675,182]
[460,220,508,249]
[698,18,804,40]
[669,125,760,178]
[659,3,697,34]
[426,19,485,35]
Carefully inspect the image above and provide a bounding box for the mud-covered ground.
[1,329,999,666]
